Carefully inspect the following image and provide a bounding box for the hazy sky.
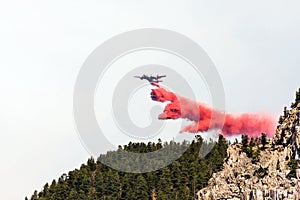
[0,0,300,199]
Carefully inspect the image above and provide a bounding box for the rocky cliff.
[197,89,300,200]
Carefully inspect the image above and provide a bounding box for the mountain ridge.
[197,89,300,200]
[27,88,300,200]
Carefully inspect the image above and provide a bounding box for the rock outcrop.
[197,90,300,200]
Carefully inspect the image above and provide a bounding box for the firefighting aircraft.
[134,74,166,83]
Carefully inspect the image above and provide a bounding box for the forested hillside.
[27,135,228,200]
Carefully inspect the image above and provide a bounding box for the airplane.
[134,74,166,83]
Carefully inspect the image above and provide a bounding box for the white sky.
[0,0,300,199]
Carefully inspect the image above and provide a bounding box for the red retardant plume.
[150,83,276,138]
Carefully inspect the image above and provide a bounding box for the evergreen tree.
[94,168,104,198]
[291,88,300,108]
[103,169,121,198]
[67,189,78,200]
[30,190,38,200]
[261,133,267,150]
[134,175,149,200]
[28,136,229,200]
[241,135,249,153]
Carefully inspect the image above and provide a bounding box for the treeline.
[27,135,228,200]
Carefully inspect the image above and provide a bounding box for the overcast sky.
[0,0,300,199]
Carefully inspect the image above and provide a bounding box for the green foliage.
[291,88,300,108]
[252,147,260,162]
[287,159,298,178]
[241,134,267,161]
[87,157,96,171]
[288,159,298,169]
[27,136,229,200]
[241,135,249,153]
[261,133,267,150]
[287,170,297,179]
[254,166,268,179]
[241,135,255,159]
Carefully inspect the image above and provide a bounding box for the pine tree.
[67,189,78,200]
[241,135,249,153]
[28,136,229,200]
[30,190,38,200]
[95,169,104,198]
[87,157,96,171]
[134,175,149,200]
[103,169,121,198]
[261,133,267,150]
[291,88,300,108]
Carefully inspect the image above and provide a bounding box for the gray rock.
[197,104,300,200]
